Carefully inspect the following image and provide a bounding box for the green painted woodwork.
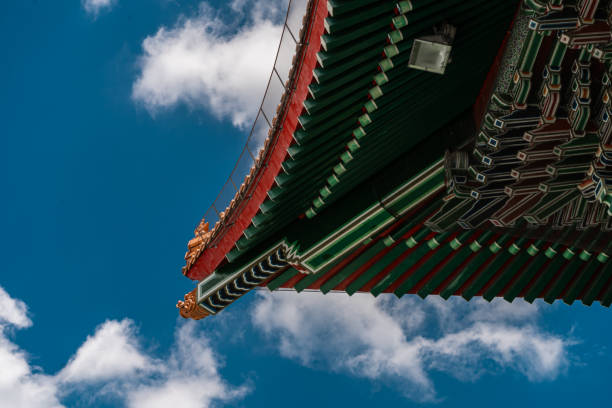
[267,268,300,291]
[553,132,599,157]
[582,263,611,306]
[346,240,414,295]
[465,238,526,301]
[300,0,514,218]
[416,234,482,298]
[198,271,232,297]
[321,22,386,53]
[563,260,601,305]
[441,234,509,299]
[581,243,612,306]
[326,0,380,18]
[274,69,490,226]
[517,30,545,74]
[578,47,591,64]
[524,0,548,13]
[302,164,443,273]
[320,200,445,294]
[195,0,606,313]
[388,243,435,297]
[549,39,568,70]
[521,230,574,302]
[544,257,586,304]
[503,246,549,302]
[395,1,413,14]
[484,249,531,302]
[391,232,454,297]
[501,232,555,302]
[440,247,490,299]
[292,265,329,292]
[523,189,581,224]
[319,241,386,294]
[523,254,568,303]
[324,2,394,35]
[368,241,424,296]
[189,0,612,320]
[423,242,478,297]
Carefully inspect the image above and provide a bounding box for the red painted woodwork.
[187,0,328,280]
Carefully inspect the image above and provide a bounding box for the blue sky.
[1,1,611,407]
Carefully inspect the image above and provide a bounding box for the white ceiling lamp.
[408,24,456,75]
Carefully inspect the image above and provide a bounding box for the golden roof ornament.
[183,219,213,273]
[194,220,210,236]
[176,289,209,320]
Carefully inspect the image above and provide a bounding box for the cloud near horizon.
[0,286,248,408]
[0,283,574,407]
[251,292,571,402]
[132,1,288,129]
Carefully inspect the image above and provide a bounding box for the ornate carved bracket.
[177,289,209,320]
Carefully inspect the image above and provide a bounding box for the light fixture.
[408,24,456,75]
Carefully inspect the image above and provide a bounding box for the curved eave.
[186,0,328,281]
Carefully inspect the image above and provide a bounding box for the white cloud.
[57,320,249,406]
[82,0,116,17]
[252,292,571,402]
[0,283,574,407]
[0,335,64,408]
[57,319,153,383]
[0,285,247,408]
[423,322,566,382]
[0,286,32,329]
[132,1,285,128]
[0,287,63,408]
[126,322,249,408]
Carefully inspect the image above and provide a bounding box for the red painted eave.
[186,0,328,281]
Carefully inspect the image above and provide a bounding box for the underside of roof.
[184,0,521,279]
[177,0,612,319]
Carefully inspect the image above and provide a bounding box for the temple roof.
[183,0,520,280]
[180,0,612,319]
